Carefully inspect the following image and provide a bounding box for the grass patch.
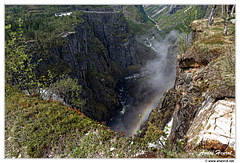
[90,71,105,79]
[202,33,224,45]
[185,18,235,64]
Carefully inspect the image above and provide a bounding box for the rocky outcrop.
[144,18,235,157]
[146,55,235,157]
[186,97,235,155]
[169,64,234,156]
[167,51,235,156]
[83,11,140,68]
[168,67,201,142]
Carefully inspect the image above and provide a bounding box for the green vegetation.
[5,5,234,158]
[5,5,84,52]
[177,6,201,54]
[5,6,86,96]
[5,85,217,158]
[121,5,155,35]
[5,17,39,94]
[90,71,105,79]
[135,5,152,22]
[144,122,166,143]
[127,19,147,35]
[144,5,166,17]
[127,19,155,35]
[188,18,235,99]
[122,5,150,23]
[5,5,154,44]
[145,5,207,36]
[5,85,148,158]
[139,121,216,158]
[5,11,85,112]
[49,74,85,109]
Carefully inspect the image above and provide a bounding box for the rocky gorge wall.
[144,18,235,157]
[33,8,154,123]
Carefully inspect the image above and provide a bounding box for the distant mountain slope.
[144,5,207,35]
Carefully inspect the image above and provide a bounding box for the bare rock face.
[186,98,235,155]
[83,11,140,68]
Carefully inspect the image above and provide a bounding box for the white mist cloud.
[142,30,179,89]
[109,30,180,136]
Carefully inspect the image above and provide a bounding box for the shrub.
[49,74,85,108]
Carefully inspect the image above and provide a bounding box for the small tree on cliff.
[5,17,54,95]
[49,74,85,109]
[5,17,38,95]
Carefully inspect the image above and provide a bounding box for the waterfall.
[109,30,178,136]
[108,8,179,136]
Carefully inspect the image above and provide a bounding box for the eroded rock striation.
[186,97,235,152]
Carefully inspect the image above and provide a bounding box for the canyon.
[5,5,236,158]
[31,6,236,152]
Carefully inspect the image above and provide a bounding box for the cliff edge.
[145,18,235,157]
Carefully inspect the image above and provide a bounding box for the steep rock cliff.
[34,8,153,122]
[144,18,235,157]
